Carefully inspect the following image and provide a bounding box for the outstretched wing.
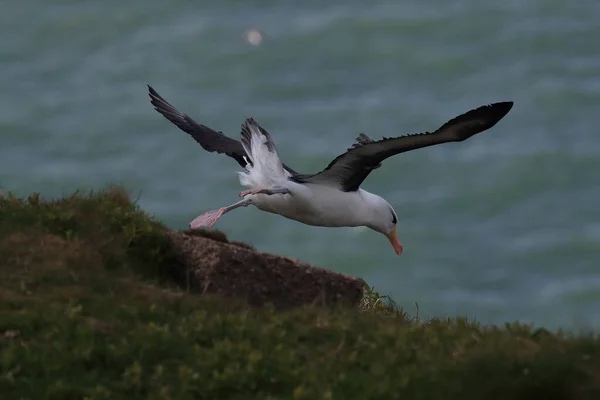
[148,85,299,174]
[291,101,514,192]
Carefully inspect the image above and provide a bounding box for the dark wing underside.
[291,101,514,192]
[148,85,298,174]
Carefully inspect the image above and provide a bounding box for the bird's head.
[366,195,403,256]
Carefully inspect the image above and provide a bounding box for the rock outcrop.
[164,229,365,309]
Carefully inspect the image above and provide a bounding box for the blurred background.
[2,1,599,330]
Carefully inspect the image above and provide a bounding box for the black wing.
[148,85,298,174]
[291,101,514,192]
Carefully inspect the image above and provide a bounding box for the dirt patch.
[165,229,364,309]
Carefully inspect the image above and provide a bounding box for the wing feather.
[148,85,300,174]
[292,101,514,191]
[148,85,250,168]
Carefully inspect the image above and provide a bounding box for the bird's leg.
[238,189,253,197]
[238,187,290,197]
[189,198,252,229]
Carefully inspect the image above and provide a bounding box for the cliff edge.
[165,228,364,309]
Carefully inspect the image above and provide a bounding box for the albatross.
[148,85,513,256]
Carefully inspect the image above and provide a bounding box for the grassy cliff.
[1,186,599,399]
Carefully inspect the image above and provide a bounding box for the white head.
[363,193,404,256]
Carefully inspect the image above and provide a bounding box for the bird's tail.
[237,118,286,189]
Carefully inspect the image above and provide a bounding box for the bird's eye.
[391,210,397,225]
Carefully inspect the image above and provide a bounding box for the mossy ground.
[1,186,599,399]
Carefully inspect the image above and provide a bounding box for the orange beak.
[386,228,404,256]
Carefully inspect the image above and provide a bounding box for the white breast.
[251,182,374,228]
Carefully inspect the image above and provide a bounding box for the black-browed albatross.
[148,85,513,256]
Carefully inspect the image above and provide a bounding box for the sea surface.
[2,1,599,330]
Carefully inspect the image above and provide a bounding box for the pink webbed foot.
[189,207,226,229]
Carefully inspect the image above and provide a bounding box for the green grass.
[1,186,599,399]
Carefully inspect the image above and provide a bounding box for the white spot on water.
[244,29,263,46]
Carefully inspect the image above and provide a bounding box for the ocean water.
[2,1,599,330]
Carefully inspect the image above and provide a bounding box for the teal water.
[2,1,599,330]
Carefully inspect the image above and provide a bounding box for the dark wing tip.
[147,84,159,98]
[437,100,514,141]
[147,85,167,109]
[489,101,514,123]
[146,85,201,137]
[476,101,514,131]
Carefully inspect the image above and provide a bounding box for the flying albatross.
[148,85,513,256]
